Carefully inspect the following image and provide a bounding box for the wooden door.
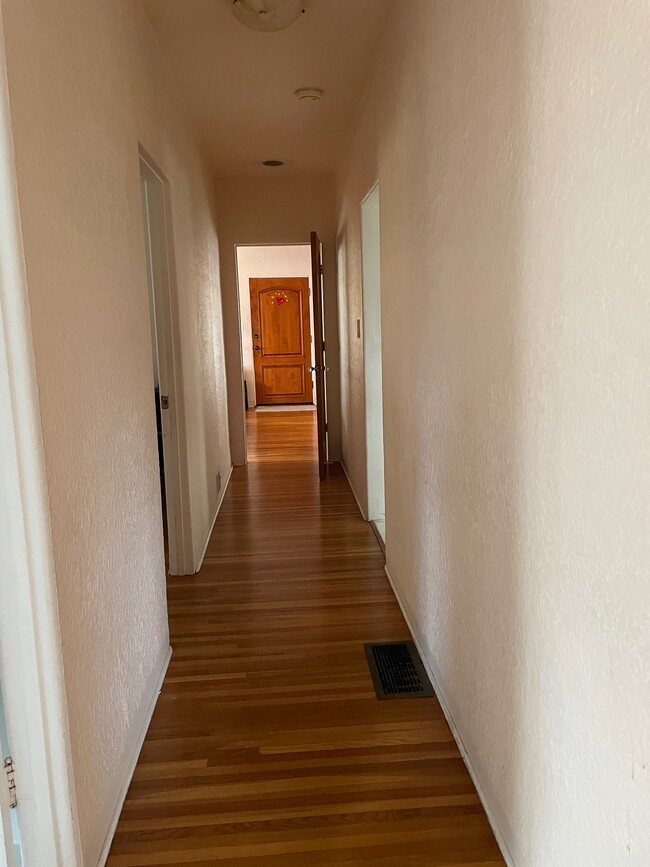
[310,232,328,480]
[250,277,314,405]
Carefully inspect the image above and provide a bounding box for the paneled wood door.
[250,277,314,405]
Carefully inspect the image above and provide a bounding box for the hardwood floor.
[107,411,504,866]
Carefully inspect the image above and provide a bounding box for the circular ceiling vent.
[295,87,324,103]
[232,0,305,33]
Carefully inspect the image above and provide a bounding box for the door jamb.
[360,181,386,524]
[0,8,81,863]
[139,146,194,575]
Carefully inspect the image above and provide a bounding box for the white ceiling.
[142,0,393,177]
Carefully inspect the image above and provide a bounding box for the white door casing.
[0,5,82,864]
[361,182,386,525]
[140,150,194,575]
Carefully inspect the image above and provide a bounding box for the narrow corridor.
[107,411,503,866]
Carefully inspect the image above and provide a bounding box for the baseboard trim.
[370,520,386,554]
[383,564,516,867]
[340,460,368,521]
[95,643,172,867]
[195,463,233,573]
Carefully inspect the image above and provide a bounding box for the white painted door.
[0,800,9,867]
[361,182,385,538]
[0,686,21,867]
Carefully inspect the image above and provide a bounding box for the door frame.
[0,7,81,863]
[139,147,194,576]
[360,182,386,525]
[233,242,316,462]
[310,232,328,480]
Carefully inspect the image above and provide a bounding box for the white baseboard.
[195,463,233,573]
[383,564,516,867]
[340,460,368,521]
[94,643,172,867]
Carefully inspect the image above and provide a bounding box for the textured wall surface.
[236,245,313,407]
[337,1,650,864]
[215,176,340,463]
[2,0,231,861]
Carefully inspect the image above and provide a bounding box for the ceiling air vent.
[295,87,323,103]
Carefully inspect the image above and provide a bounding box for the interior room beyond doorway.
[236,244,317,425]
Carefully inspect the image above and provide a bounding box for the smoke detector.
[232,0,305,33]
[295,87,323,103]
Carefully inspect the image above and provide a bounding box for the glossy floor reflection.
[107,411,504,866]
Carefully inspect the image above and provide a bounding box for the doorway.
[361,183,385,543]
[235,244,318,458]
[236,245,316,410]
[139,150,192,575]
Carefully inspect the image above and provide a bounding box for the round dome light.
[232,0,305,33]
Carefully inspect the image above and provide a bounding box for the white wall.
[236,245,314,408]
[215,175,340,464]
[1,0,231,862]
[337,2,650,865]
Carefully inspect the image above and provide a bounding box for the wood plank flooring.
[107,411,504,866]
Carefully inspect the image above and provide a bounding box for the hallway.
[107,411,503,866]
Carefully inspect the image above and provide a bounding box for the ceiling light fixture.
[295,87,323,103]
[262,159,285,167]
[232,0,305,33]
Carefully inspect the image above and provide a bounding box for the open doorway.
[236,245,316,409]
[361,183,385,545]
[236,244,318,461]
[139,150,192,575]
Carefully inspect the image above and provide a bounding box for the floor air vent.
[364,641,435,700]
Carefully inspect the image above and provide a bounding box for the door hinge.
[319,264,323,275]
[324,422,328,432]
[4,757,17,809]
[160,394,169,410]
